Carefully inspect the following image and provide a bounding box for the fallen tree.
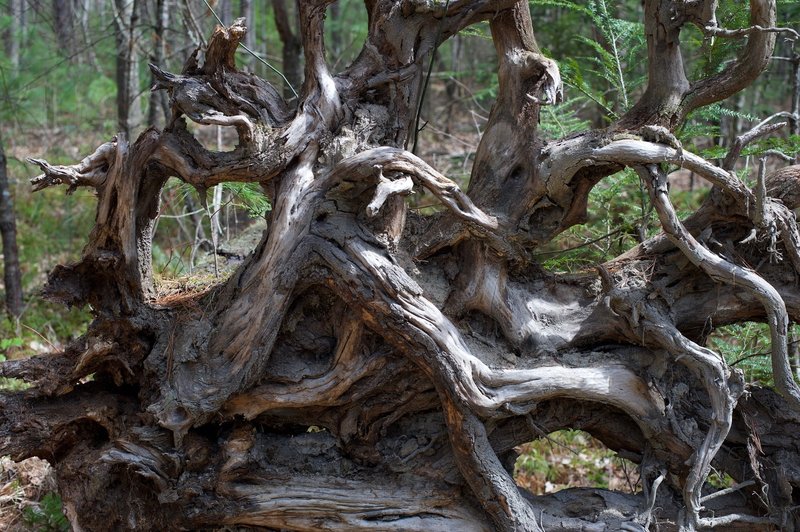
[3,1,800,530]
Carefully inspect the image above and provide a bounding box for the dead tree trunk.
[4,2,800,531]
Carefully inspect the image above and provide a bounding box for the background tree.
[1,1,800,531]
[112,0,142,137]
[0,136,22,319]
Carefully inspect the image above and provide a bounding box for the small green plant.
[0,337,27,391]
[1,337,23,352]
[531,0,646,122]
[223,182,272,218]
[706,469,736,489]
[23,492,70,532]
[536,168,660,272]
[709,322,777,385]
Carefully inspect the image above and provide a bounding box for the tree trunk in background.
[5,0,22,71]
[0,138,23,319]
[328,1,342,58]
[76,0,101,70]
[113,0,142,138]
[147,0,170,127]
[220,0,232,25]
[791,52,800,136]
[272,0,301,100]
[239,0,254,70]
[52,0,75,56]
[5,3,800,532]
[179,0,204,60]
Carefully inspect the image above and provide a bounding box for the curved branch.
[703,23,799,41]
[323,147,498,230]
[28,140,117,193]
[682,0,777,118]
[641,163,800,411]
[591,139,753,203]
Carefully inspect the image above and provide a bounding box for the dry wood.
[3,1,800,531]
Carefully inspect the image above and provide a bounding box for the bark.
[0,137,22,318]
[147,0,170,128]
[52,0,75,56]
[4,2,800,531]
[4,0,22,71]
[272,0,302,100]
[791,52,800,136]
[113,0,142,138]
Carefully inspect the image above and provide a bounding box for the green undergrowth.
[514,430,737,496]
[535,166,710,272]
[709,322,800,387]
[514,429,641,494]
[1,149,95,359]
[22,492,69,532]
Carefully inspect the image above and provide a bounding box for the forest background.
[0,0,798,528]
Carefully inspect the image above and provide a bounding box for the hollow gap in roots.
[513,429,641,495]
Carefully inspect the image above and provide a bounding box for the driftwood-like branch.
[28,140,117,193]
[636,164,744,528]
[723,121,787,171]
[703,23,800,41]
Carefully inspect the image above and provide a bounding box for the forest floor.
[0,457,65,531]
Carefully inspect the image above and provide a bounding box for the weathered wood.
[4,1,800,531]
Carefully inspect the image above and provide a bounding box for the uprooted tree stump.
[3,1,800,530]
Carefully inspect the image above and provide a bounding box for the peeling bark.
[4,2,800,531]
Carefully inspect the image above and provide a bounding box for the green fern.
[530,0,645,122]
[539,98,592,139]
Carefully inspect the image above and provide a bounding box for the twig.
[731,339,800,366]
[524,416,581,458]
[158,208,206,219]
[412,0,451,155]
[201,0,224,25]
[700,480,756,503]
[762,149,795,162]
[723,121,787,171]
[240,43,299,99]
[532,228,625,257]
[704,24,800,41]
[642,470,665,531]
[20,324,58,352]
[182,0,207,47]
